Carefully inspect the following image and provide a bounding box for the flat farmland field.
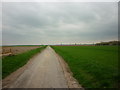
[52,46,119,88]
[1,46,40,56]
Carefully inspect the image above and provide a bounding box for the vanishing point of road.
[2,46,82,88]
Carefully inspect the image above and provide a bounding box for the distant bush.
[96,41,120,46]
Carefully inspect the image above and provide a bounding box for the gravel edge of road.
[51,46,84,89]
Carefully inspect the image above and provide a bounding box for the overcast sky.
[2,2,118,45]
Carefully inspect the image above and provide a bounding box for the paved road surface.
[7,46,68,88]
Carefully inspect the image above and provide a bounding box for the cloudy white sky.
[2,2,118,45]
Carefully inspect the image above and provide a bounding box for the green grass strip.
[2,46,46,79]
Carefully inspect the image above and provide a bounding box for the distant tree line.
[95,41,120,46]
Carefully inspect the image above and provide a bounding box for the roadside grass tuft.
[2,46,46,79]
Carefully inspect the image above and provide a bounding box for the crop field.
[52,46,119,88]
[2,46,46,79]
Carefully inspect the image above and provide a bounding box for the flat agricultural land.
[1,46,40,56]
[52,46,119,88]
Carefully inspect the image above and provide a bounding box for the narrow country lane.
[3,46,68,88]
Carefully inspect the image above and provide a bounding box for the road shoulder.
[51,47,83,88]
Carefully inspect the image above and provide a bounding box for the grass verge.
[52,46,118,88]
[2,46,46,79]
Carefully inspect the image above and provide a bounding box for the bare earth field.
[0,46,40,57]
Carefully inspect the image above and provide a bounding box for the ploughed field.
[52,46,118,88]
[1,46,40,56]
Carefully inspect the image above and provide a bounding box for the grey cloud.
[2,2,118,45]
